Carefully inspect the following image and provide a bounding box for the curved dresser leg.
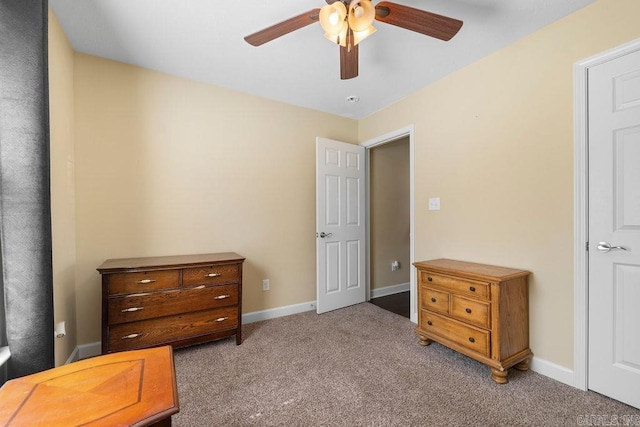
[490,368,509,384]
[417,335,432,346]
[514,357,531,371]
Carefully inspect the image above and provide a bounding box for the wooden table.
[0,346,179,426]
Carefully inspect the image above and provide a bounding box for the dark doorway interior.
[370,291,410,318]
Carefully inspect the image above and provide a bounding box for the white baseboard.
[76,341,101,361]
[242,300,317,324]
[370,282,410,299]
[530,356,575,387]
[64,346,80,365]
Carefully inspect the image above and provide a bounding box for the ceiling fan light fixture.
[323,21,348,47]
[352,25,376,45]
[348,0,375,32]
[244,1,463,80]
[320,2,347,36]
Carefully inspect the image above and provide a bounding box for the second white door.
[588,47,640,409]
[316,137,366,314]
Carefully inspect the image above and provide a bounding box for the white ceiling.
[49,0,595,119]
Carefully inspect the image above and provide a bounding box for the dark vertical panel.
[0,0,54,379]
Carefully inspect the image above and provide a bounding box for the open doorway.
[363,128,414,321]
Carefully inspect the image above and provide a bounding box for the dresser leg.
[417,336,432,346]
[514,357,531,371]
[490,368,509,384]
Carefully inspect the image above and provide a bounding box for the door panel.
[316,137,366,314]
[346,240,361,289]
[588,48,640,409]
[613,264,640,370]
[614,126,640,230]
[325,241,340,294]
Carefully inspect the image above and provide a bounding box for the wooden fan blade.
[244,9,320,46]
[340,44,358,80]
[375,1,463,41]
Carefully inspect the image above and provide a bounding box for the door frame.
[573,37,640,391]
[361,125,416,323]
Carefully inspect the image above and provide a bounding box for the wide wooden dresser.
[98,252,245,354]
[413,258,532,383]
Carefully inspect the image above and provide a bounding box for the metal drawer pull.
[465,308,472,314]
[214,295,231,300]
[127,292,151,298]
[121,307,143,312]
[469,337,475,343]
[215,317,229,322]
[122,333,142,339]
[137,279,156,284]
[469,286,476,292]
[430,297,436,303]
[427,277,433,282]
[205,273,222,278]
[193,285,206,290]
[427,320,432,326]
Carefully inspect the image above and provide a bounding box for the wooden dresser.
[98,252,244,354]
[413,259,532,383]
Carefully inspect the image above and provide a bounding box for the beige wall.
[73,54,357,344]
[359,0,640,368]
[370,137,410,290]
[48,9,77,366]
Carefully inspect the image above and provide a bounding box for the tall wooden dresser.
[98,252,244,354]
[414,259,532,383]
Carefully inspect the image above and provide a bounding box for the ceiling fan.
[244,0,463,80]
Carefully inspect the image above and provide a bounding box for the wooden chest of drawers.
[98,252,245,354]
[413,259,532,383]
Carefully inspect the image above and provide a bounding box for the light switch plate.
[428,197,441,211]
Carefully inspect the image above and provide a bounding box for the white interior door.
[316,137,366,314]
[588,47,640,409]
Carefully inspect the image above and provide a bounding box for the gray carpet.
[172,303,639,426]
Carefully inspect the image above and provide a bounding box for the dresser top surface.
[98,252,245,273]
[413,258,530,282]
[0,346,178,426]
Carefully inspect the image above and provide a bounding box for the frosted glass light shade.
[324,21,349,47]
[320,2,347,36]
[348,0,375,32]
[352,25,376,45]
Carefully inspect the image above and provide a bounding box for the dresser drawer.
[420,286,449,315]
[420,271,490,300]
[450,295,490,329]
[108,306,238,352]
[420,310,490,357]
[106,270,179,295]
[108,284,239,324]
[183,264,239,286]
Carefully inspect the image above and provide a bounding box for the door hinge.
[586,241,589,251]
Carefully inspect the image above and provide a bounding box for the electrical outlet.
[428,197,441,211]
[262,279,270,291]
[391,260,400,271]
